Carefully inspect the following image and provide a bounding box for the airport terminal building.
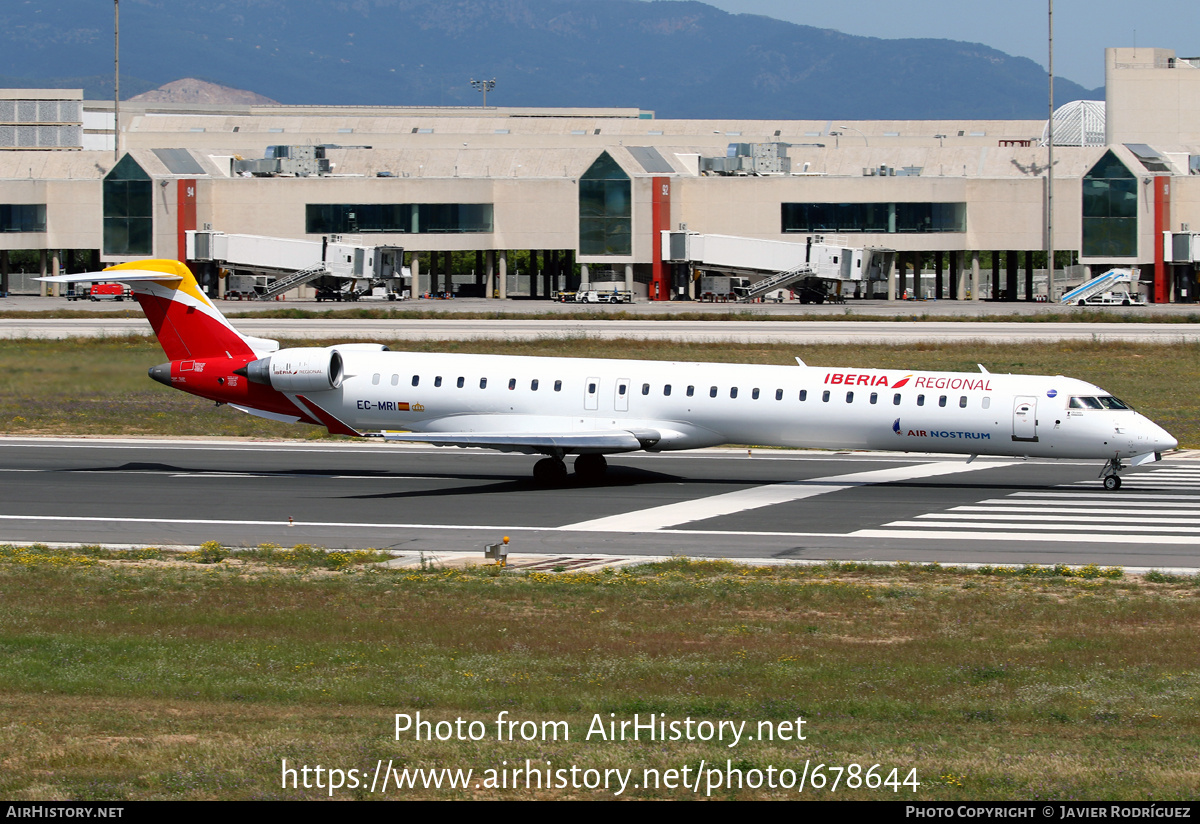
[1,46,1199,303]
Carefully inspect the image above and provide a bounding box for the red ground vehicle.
[67,282,130,301]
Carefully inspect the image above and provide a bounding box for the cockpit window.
[1069,395,1130,410]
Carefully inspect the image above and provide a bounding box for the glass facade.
[103,155,152,256]
[781,202,966,233]
[579,152,631,256]
[1082,151,1137,258]
[305,203,493,234]
[0,204,46,232]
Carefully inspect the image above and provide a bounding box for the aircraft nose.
[1149,420,1177,452]
[1160,429,1179,451]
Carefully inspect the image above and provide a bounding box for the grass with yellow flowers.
[1,548,1198,800]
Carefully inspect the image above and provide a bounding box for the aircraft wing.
[291,394,661,453]
[380,429,660,454]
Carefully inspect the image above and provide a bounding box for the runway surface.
[4,317,1200,344]
[2,437,1197,571]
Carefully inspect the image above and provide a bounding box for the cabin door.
[614,378,631,412]
[584,377,600,411]
[1012,396,1038,442]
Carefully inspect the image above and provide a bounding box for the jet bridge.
[186,230,407,300]
[661,231,893,303]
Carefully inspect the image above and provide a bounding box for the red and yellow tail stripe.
[39,259,276,361]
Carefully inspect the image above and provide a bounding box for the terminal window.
[579,152,632,256]
[306,203,493,234]
[1082,151,1137,258]
[0,204,46,233]
[781,202,965,234]
[103,155,152,256]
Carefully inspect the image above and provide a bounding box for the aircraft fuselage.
[161,348,1177,462]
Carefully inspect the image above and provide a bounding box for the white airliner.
[41,260,1177,489]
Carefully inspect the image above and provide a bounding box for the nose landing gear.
[1100,457,1124,490]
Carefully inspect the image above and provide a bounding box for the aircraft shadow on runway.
[67,462,1102,499]
[345,464,684,500]
[69,461,498,481]
[65,460,686,496]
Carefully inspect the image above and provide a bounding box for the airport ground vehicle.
[558,289,632,304]
[66,282,128,301]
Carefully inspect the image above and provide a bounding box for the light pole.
[114,0,120,161]
[1047,0,1056,302]
[838,124,868,147]
[470,78,496,108]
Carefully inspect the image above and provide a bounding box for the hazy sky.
[679,0,1197,89]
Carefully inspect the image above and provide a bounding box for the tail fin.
[38,259,277,360]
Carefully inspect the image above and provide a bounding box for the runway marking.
[0,514,527,532]
[862,464,1200,545]
[168,473,424,480]
[894,520,1200,533]
[559,460,1016,532]
[2,512,1197,546]
[0,513,841,541]
[1007,492,1200,502]
[849,529,1200,545]
[1063,467,1200,490]
[919,512,1200,524]
[950,505,1200,516]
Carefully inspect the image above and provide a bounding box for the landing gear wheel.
[573,454,608,483]
[533,457,568,485]
[1103,475,1122,490]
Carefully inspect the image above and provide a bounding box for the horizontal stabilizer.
[35,270,182,284]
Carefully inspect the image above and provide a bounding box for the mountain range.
[0,0,1100,120]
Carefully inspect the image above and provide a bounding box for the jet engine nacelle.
[242,347,344,392]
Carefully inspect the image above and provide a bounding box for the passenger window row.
[380,374,567,391]
[369,373,989,410]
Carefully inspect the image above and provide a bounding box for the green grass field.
[1,336,1196,447]
[1,548,1198,800]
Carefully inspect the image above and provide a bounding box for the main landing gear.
[1100,457,1124,490]
[533,457,568,485]
[532,454,609,486]
[573,454,608,483]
